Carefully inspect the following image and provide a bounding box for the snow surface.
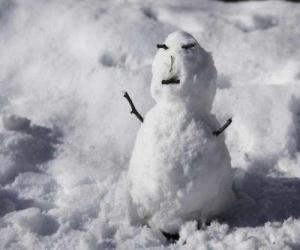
[0,0,300,249]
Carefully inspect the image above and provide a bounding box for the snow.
[0,0,300,249]
[129,31,234,233]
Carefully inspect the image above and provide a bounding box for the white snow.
[0,0,300,249]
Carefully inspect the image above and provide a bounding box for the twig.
[157,44,168,50]
[162,77,180,85]
[170,56,174,73]
[123,92,144,123]
[161,231,180,242]
[182,43,195,49]
[213,118,232,136]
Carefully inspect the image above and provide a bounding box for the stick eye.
[182,43,195,49]
[157,44,168,50]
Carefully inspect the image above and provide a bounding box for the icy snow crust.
[130,31,234,233]
[0,0,300,249]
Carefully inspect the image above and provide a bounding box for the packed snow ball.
[129,31,235,234]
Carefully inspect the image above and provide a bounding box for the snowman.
[124,31,235,234]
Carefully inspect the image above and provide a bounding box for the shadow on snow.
[221,170,300,228]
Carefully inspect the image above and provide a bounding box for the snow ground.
[0,0,300,249]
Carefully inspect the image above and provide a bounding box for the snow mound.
[4,207,58,236]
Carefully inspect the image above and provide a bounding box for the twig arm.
[213,118,232,136]
[123,92,144,123]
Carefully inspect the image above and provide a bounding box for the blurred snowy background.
[0,0,300,249]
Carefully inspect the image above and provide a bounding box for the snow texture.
[129,31,235,233]
[0,0,300,249]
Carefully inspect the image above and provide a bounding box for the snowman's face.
[151,31,217,111]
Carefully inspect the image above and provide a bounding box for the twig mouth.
[161,77,180,85]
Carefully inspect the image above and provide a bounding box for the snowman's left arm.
[212,118,232,137]
[123,92,144,123]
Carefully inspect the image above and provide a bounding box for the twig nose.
[170,56,174,73]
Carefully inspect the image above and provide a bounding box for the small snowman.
[124,31,235,234]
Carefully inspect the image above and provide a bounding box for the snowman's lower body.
[129,106,235,234]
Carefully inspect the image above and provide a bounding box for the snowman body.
[129,31,234,233]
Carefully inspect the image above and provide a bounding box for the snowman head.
[151,31,217,113]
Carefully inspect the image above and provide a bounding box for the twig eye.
[157,44,168,50]
[182,43,195,49]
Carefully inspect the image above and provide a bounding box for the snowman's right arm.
[212,118,232,137]
[123,92,144,123]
